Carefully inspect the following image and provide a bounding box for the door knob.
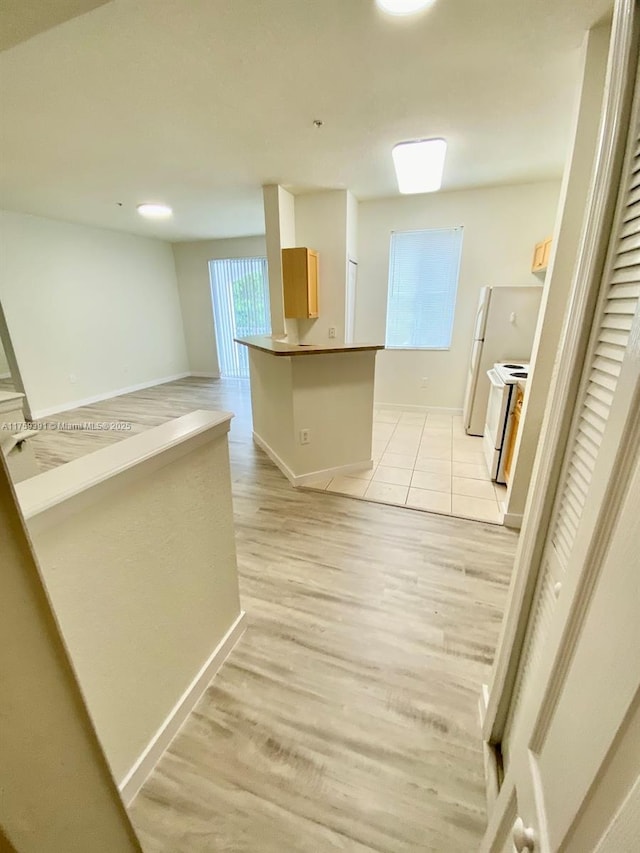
[513,817,536,852]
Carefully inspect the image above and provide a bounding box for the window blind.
[385,227,463,349]
[209,257,271,378]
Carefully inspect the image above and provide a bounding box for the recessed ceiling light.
[136,202,173,219]
[392,138,447,194]
[376,0,435,16]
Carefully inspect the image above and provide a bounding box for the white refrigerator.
[462,286,542,436]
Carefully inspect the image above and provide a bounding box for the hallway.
[30,377,517,852]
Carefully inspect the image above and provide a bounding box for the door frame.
[0,300,32,419]
[483,0,640,749]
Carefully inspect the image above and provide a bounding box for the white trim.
[294,459,374,487]
[252,431,373,486]
[374,403,463,415]
[502,511,524,530]
[189,372,220,379]
[118,610,247,806]
[478,684,500,812]
[0,372,11,380]
[252,432,297,482]
[30,372,191,419]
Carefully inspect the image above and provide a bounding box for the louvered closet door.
[502,101,640,765]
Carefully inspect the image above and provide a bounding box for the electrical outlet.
[69,373,77,384]
[300,428,311,445]
[421,376,428,388]
[328,327,337,339]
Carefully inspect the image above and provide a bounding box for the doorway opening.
[209,257,271,378]
[345,259,358,344]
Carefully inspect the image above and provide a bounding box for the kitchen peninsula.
[235,335,384,486]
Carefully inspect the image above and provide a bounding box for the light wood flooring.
[27,378,518,852]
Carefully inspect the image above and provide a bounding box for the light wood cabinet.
[531,236,552,273]
[504,385,524,484]
[282,247,319,319]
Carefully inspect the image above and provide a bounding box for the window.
[385,226,463,349]
[209,257,271,378]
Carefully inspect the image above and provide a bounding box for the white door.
[482,466,640,853]
[482,20,640,850]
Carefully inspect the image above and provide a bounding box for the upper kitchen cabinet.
[531,236,552,273]
[282,247,319,319]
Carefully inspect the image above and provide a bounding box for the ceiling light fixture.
[136,202,173,219]
[376,0,435,17]
[392,138,447,194]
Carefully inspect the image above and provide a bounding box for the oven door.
[483,369,508,479]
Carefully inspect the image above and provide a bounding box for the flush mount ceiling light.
[392,138,447,194]
[376,0,435,16]
[136,202,173,219]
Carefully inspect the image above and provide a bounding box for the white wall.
[0,210,189,417]
[262,185,294,340]
[1,459,142,853]
[355,181,561,409]
[296,190,349,345]
[19,416,241,788]
[172,235,266,376]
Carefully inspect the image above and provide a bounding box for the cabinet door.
[531,242,545,272]
[282,248,319,319]
[503,389,522,483]
[307,250,319,318]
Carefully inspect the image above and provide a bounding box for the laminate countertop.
[235,335,384,357]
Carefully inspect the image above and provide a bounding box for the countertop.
[235,335,384,357]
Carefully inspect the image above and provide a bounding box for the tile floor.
[305,407,508,525]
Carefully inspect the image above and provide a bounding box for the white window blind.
[385,227,463,349]
[209,257,271,378]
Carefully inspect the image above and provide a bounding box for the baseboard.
[295,459,373,486]
[189,372,220,379]
[502,511,524,530]
[375,403,463,415]
[252,432,298,483]
[118,610,247,806]
[0,371,10,380]
[252,431,372,486]
[30,372,192,419]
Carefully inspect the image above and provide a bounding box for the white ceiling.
[0,0,612,241]
[0,0,112,51]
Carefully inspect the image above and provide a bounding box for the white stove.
[483,362,529,483]
[494,362,530,385]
